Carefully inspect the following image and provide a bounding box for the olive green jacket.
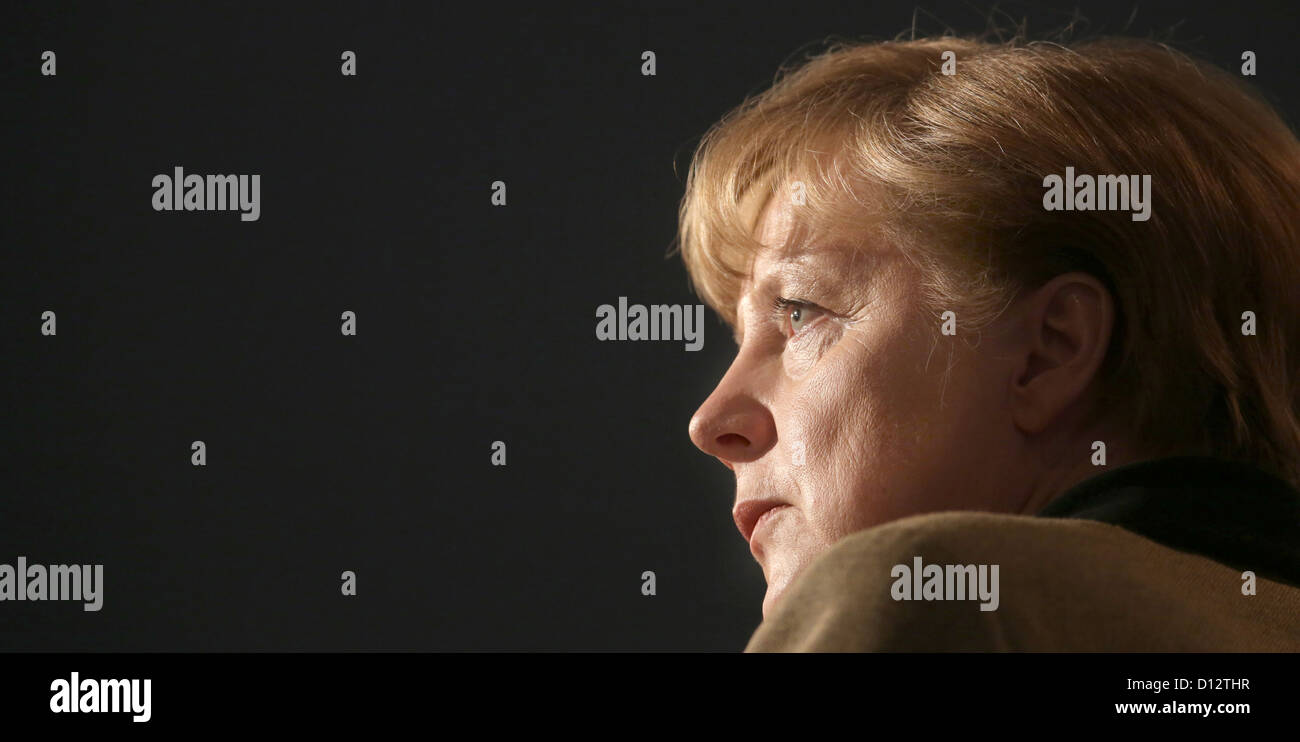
[746,458,1300,652]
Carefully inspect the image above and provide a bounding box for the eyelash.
[771,296,802,312]
[770,296,823,337]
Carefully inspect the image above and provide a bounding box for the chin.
[761,586,780,619]
[758,539,820,618]
[760,569,795,619]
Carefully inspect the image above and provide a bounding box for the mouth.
[751,505,792,556]
[733,499,792,547]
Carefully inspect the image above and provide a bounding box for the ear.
[1009,272,1115,435]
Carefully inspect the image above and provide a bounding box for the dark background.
[1,0,1296,651]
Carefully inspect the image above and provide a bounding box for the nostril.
[717,433,750,449]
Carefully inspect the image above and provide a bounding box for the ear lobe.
[1010,273,1115,434]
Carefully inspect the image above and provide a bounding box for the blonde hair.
[677,36,1300,487]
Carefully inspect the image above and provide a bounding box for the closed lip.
[733,498,792,547]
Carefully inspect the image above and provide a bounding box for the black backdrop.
[2,0,1296,651]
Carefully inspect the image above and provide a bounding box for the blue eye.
[773,297,825,337]
[789,305,805,333]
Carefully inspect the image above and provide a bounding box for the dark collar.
[1036,456,1300,589]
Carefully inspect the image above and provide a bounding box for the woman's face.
[688,194,1030,617]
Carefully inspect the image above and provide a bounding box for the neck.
[1017,425,1146,515]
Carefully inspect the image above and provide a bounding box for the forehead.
[730,195,893,344]
[743,193,878,290]
[753,190,794,246]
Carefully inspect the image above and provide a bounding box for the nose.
[688,357,777,468]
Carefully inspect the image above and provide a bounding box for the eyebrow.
[728,270,797,347]
[731,245,881,347]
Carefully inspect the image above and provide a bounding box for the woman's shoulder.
[745,511,1300,651]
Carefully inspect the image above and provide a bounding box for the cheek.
[788,308,1013,541]
[781,321,841,378]
[783,322,940,539]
